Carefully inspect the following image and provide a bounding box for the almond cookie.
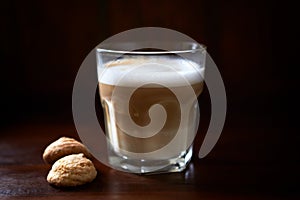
[47,153,97,187]
[43,137,92,164]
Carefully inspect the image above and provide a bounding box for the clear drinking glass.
[96,42,206,174]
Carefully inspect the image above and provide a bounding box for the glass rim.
[96,42,206,55]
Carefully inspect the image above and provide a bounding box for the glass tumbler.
[96,42,206,174]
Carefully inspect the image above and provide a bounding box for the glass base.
[108,146,193,174]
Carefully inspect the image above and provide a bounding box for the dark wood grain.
[0,122,296,199]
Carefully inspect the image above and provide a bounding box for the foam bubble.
[98,57,204,87]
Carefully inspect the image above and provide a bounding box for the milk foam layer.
[98,57,204,87]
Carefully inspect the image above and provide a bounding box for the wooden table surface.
[0,121,297,199]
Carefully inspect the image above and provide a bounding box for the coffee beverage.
[98,57,204,161]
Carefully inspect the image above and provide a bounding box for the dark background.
[0,0,298,198]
